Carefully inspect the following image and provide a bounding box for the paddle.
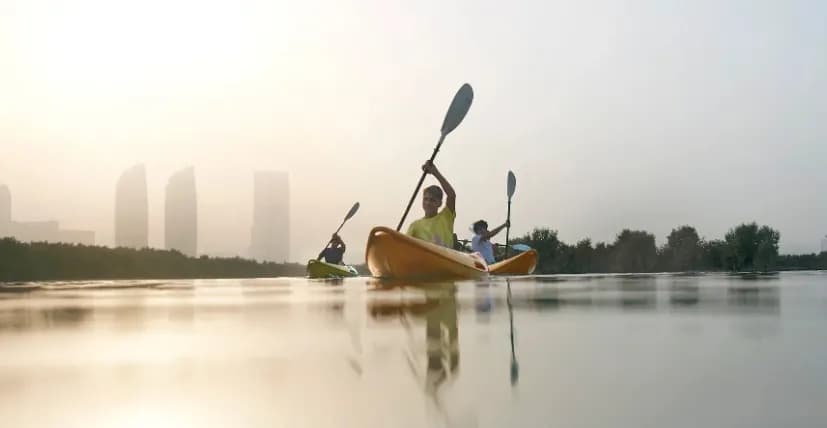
[505,171,516,259]
[317,202,360,260]
[511,243,531,252]
[396,83,474,231]
[457,239,530,252]
[490,242,531,252]
[507,278,519,386]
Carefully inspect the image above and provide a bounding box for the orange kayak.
[489,249,538,275]
[366,226,489,280]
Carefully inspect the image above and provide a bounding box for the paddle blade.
[512,243,532,252]
[511,361,519,386]
[440,83,474,136]
[507,170,516,199]
[344,202,360,221]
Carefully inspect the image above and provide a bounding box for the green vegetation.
[511,222,821,274]
[0,221,823,281]
[0,238,307,281]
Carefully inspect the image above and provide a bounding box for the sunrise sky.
[1,0,825,262]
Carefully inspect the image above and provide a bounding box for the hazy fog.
[1,0,825,262]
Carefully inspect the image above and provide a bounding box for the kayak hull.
[366,226,489,280]
[307,259,359,278]
[489,249,538,275]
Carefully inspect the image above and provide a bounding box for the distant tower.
[115,164,148,248]
[249,171,289,262]
[164,167,197,256]
[821,235,827,254]
[0,184,10,237]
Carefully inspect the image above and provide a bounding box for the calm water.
[1,272,826,428]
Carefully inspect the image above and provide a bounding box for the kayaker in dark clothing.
[318,234,346,264]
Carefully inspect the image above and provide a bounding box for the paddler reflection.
[368,281,459,395]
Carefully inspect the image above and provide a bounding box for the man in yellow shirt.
[407,160,456,248]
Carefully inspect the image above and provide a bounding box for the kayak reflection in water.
[318,233,347,265]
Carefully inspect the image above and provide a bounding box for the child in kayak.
[318,233,346,264]
[471,219,510,264]
[407,160,456,248]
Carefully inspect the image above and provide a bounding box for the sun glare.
[19,0,264,97]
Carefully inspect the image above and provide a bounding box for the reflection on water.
[505,275,782,316]
[0,272,825,427]
[0,306,93,332]
[368,281,460,402]
[506,279,519,387]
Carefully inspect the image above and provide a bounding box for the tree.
[754,226,780,272]
[0,238,306,281]
[662,225,703,272]
[611,229,657,273]
[724,222,780,272]
[701,239,729,271]
[592,242,612,273]
[572,239,594,273]
[725,222,759,271]
[513,228,561,273]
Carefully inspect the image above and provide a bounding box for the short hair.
[423,185,443,200]
[473,220,488,234]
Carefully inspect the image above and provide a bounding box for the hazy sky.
[1,0,825,262]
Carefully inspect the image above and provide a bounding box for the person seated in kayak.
[407,160,456,248]
[318,233,346,264]
[471,219,510,264]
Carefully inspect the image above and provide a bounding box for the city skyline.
[3,166,826,261]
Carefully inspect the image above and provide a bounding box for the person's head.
[422,185,443,217]
[472,220,488,235]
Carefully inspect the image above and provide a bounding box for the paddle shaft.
[396,133,446,231]
[505,199,512,259]
[333,219,348,236]
[455,239,527,252]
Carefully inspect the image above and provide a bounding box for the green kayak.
[306,259,359,279]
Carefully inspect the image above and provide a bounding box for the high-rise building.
[165,166,197,256]
[115,164,148,248]
[821,235,827,254]
[249,171,289,262]
[0,184,10,237]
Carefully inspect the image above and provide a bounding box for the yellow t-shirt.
[406,208,455,248]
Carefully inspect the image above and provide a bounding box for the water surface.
[1,272,826,427]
